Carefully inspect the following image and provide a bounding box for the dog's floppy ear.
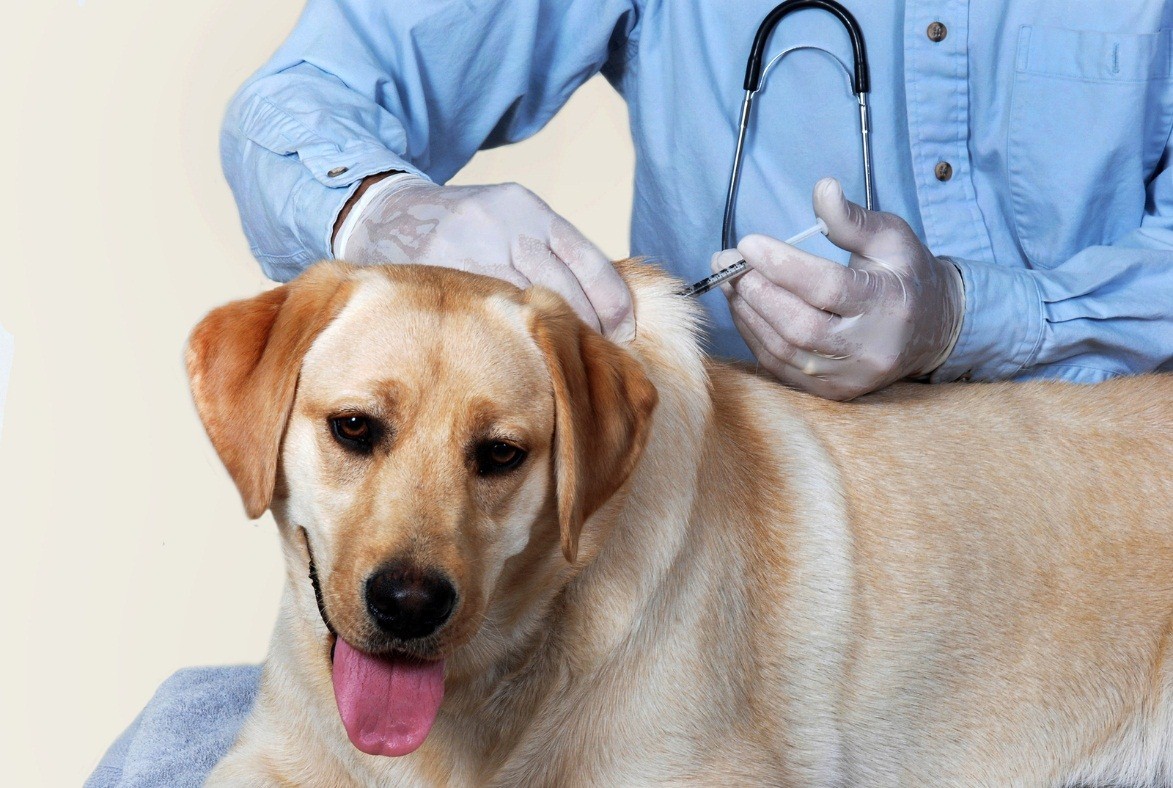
[186,263,355,518]
[526,288,658,563]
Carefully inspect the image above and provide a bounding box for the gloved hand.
[333,174,635,342]
[714,178,965,401]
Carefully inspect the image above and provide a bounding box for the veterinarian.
[88,1,1173,784]
[216,0,1172,402]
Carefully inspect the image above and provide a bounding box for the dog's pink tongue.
[331,638,445,757]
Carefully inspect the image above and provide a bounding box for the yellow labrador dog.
[188,260,1172,787]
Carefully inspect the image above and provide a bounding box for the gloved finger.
[730,307,851,400]
[548,215,635,343]
[731,295,862,397]
[438,257,533,292]
[785,346,851,378]
[731,291,857,384]
[710,248,742,274]
[710,249,743,301]
[811,177,905,257]
[765,355,859,400]
[730,307,789,376]
[730,270,852,358]
[736,234,869,317]
[512,239,600,332]
[727,290,807,368]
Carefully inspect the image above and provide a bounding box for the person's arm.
[221,0,639,280]
[713,179,966,401]
[720,159,1173,398]
[933,166,1173,382]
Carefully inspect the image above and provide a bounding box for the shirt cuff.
[238,147,430,282]
[233,93,433,266]
[930,258,1046,382]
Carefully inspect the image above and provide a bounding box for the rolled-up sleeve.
[221,0,639,281]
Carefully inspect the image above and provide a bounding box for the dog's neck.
[562,264,715,643]
[431,266,721,773]
[529,262,715,652]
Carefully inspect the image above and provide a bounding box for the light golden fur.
[187,260,1172,787]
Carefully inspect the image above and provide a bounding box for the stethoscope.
[681,0,874,298]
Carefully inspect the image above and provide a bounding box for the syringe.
[677,219,828,298]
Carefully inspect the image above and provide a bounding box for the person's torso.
[609,0,1173,358]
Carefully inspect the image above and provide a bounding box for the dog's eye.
[330,415,377,452]
[476,441,526,475]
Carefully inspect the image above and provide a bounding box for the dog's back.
[702,364,1173,786]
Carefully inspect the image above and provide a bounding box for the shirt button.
[327,166,349,177]
[934,161,953,181]
[927,21,948,42]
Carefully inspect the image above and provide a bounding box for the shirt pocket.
[1007,25,1173,269]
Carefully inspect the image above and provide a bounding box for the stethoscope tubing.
[721,0,875,252]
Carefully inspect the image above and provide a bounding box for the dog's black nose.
[365,563,456,640]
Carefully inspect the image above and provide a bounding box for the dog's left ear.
[526,288,658,563]
[186,263,355,519]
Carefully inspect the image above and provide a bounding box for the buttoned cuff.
[251,153,426,281]
[930,258,1046,382]
[231,94,431,279]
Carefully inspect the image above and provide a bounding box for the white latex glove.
[335,174,635,341]
[714,178,965,401]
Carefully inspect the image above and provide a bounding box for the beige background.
[0,2,632,784]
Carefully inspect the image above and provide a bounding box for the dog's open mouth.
[304,530,446,758]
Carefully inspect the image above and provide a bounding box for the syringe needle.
[678,218,828,298]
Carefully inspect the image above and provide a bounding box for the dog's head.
[186,262,657,757]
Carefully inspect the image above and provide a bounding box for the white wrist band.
[333,172,425,260]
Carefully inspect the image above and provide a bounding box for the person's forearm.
[220,65,426,281]
[938,248,1173,383]
[220,0,637,283]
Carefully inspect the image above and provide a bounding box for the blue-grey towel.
[86,665,261,787]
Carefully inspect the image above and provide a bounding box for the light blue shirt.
[221,0,1173,382]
